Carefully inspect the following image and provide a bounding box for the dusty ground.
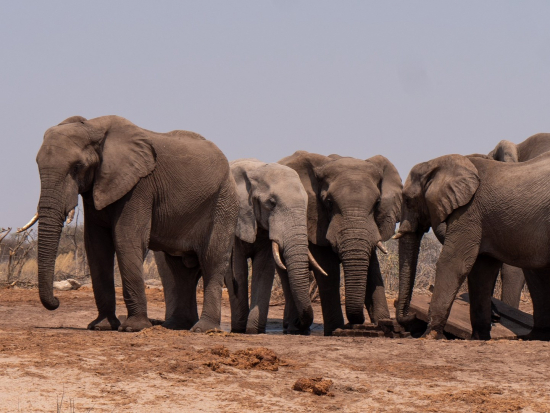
[0,286,548,412]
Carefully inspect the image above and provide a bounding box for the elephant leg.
[427,230,480,338]
[84,220,120,331]
[309,243,344,336]
[155,251,200,330]
[467,255,501,340]
[112,209,152,332]
[364,251,390,324]
[225,239,250,333]
[500,264,525,308]
[247,243,275,334]
[522,269,550,340]
[191,188,236,333]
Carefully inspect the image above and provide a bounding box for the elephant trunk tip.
[40,294,60,311]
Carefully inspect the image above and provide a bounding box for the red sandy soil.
[0,286,548,412]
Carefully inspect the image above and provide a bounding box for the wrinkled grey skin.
[279,151,402,335]
[35,115,238,333]
[396,153,550,340]
[487,133,550,306]
[228,159,313,334]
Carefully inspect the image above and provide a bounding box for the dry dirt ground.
[0,287,549,412]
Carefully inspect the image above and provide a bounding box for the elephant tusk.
[17,213,39,233]
[272,241,287,271]
[392,232,403,240]
[308,250,328,276]
[66,208,76,225]
[376,241,388,254]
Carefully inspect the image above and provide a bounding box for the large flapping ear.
[422,155,480,228]
[58,116,88,125]
[279,151,332,245]
[93,118,156,210]
[366,155,403,241]
[230,162,258,243]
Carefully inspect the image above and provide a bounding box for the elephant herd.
[23,115,550,340]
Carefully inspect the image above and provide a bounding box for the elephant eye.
[268,197,276,209]
[72,163,83,176]
[326,198,333,210]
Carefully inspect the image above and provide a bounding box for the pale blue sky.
[1,1,550,229]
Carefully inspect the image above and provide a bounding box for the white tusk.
[272,241,287,271]
[308,250,328,276]
[66,208,75,225]
[17,213,39,233]
[376,241,388,254]
[392,232,403,240]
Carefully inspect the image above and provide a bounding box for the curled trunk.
[396,232,422,326]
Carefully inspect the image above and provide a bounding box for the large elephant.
[279,151,402,335]
[396,153,550,340]
[487,133,550,306]
[31,115,238,332]
[227,159,323,334]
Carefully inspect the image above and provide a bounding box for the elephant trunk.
[37,174,67,310]
[339,236,371,325]
[396,231,423,326]
[281,230,314,330]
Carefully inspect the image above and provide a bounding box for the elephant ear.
[93,121,156,210]
[58,116,87,125]
[367,155,403,241]
[231,163,258,244]
[423,155,480,228]
[279,151,331,245]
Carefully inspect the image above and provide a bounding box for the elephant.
[279,151,402,335]
[30,115,238,332]
[486,133,550,306]
[395,153,550,340]
[227,159,325,334]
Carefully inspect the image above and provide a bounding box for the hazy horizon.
[2,1,550,229]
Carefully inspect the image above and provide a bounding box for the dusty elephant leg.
[309,243,344,336]
[226,239,250,333]
[522,269,550,340]
[500,264,525,308]
[191,185,237,333]
[467,255,501,340]
[112,211,152,332]
[84,220,120,331]
[364,251,390,324]
[247,243,275,334]
[427,232,479,338]
[155,251,200,330]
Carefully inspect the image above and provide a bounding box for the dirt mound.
[293,377,334,396]
[199,346,285,372]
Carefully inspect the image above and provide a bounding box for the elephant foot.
[118,314,152,332]
[246,327,266,334]
[162,316,197,331]
[519,328,550,341]
[283,327,311,336]
[421,329,446,340]
[190,318,220,333]
[87,315,120,331]
[471,329,491,340]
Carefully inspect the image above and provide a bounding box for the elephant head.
[394,155,480,325]
[488,140,519,163]
[32,115,156,311]
[231,159,319,329]
[280,151,402,324]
